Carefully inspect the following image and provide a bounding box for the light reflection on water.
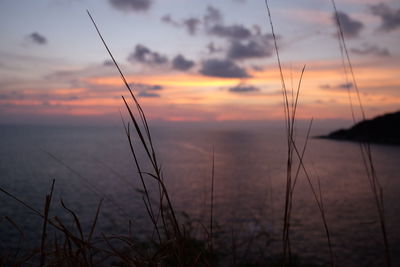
[0,123,399,266]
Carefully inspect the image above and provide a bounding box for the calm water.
[1,123,399,266]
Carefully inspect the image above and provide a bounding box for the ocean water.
[0,122,399,266]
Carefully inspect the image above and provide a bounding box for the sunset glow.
[0,0,399,124]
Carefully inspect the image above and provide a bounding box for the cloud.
[161,14,179,27]
[161,15,201,35]
[227,36,274,60]
[204,5,223,26]
[200,59,249,78]
[0,89,83,102]
[109,0,152,12]
[333,11,364,38]
[0,91,25,100]
[128,83,163,98]
[229,84,259,93]
[162,6,220,36]
[148,85,163,90]
[103,60,114,66]
[138,91,160,97]
[127,44,168,65]
[209,24,252,40]
[251,65,264,72]
[338,82,353,89]
[28,32,47,45]
[351,43,390,56]
[183,18,201,35]
[172,55,195,71]
[207,42,223,54]
[370,3,400,31]
[132,83,163,91]
[320,82,353,91]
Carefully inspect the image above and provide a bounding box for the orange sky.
[1,59,399,123]
[1,0,399,125]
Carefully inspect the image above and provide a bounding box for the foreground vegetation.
[0,1,392,266]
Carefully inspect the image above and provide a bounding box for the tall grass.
[88,10,219,266]
[0,2,393,266]
[264,1,335,266]
[331,0,391,266]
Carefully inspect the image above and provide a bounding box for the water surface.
[1,123,399,266]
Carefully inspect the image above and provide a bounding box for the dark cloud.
[351,43,390,57]
[209,24,252,40]
[163,6,221,36]
[109,0,151,12]
[183,18,201,35]
[207,42,223,54]
[151,54,167,64]
[200,59,249,78]
[67,95,79,100]
[251,65,264,72]
[227,36,273,60]
[172,55,195,71]
[161,14,179,27]
[320,82,353,91]
[138,91,160,97]
[127,83,164,98]
[229,84,259,93]
[129,44,149,61]
[203,5,265,45]
[370,3,400,31]
[334,11,364,38]
[161,15,201,35]
[338,82,353,89]
[41,101,52,106]
[148,85,163,90]
[28,32,47,45]
[0,91,25,100]
[204,5,223,26]
[127,44,168,65]
[103,60,114,66]
[132,83,163,91]
[0,89,81,102]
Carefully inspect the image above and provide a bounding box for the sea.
[0,122,399,266]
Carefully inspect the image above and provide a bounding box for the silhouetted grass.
[264,1,334,266]
[0,2,393,267]
[331,0,391,266]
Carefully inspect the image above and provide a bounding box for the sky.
[0,0,399,125]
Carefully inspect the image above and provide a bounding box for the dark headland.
[319,110,400,145]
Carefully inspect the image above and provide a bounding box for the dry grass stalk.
[331,0,391,266]
[264,1,335,266]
